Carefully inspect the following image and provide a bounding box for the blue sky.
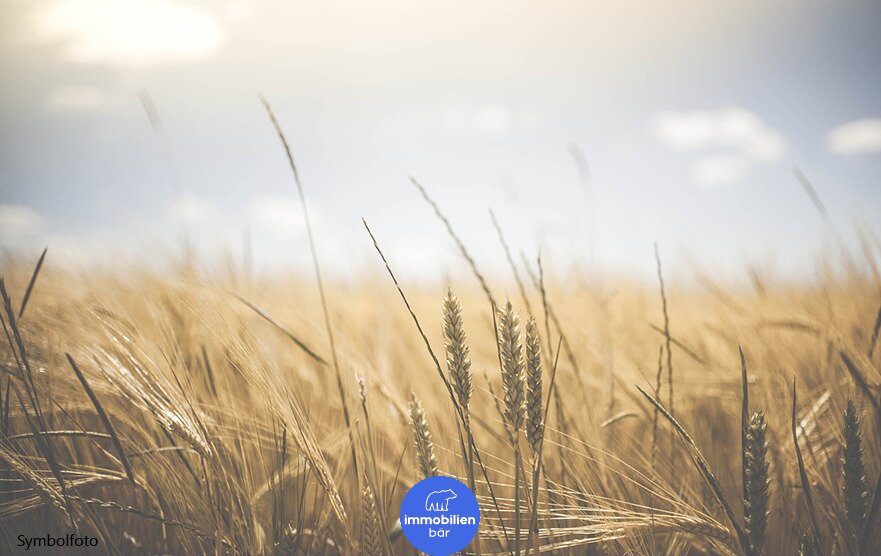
[1,0,880,282]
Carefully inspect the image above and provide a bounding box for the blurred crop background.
[1,1,881,555]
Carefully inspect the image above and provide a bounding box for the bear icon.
[424,489,457,512]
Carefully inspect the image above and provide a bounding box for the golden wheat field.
[1,212,880,555]
[5,1,881,555]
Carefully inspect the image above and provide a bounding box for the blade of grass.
[411,177,496,308]
[867,302,881,359]
[260,95,358,484]
[648,324,706,366]
[840,351,881,416]
[740,347,749,508]
[791,376,823,551]
[13,387,75,526]
[654,243,674,436]
[520,254,585,391]
[66,354,136,485]
[1,278,43,418]
[231,292,328,366]
[489,209,533,316]
[636,384,749,555]
[200,345,218,398]
[17,247,47,320]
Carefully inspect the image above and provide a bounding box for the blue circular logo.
[399,476,480,555]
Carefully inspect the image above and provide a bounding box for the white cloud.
[651,107,785,186]
[172,194,214,224]
[0,204,43,238]
[693,155,750,188]
[827,119,881,155]
[31,0,224,66]
[652,107,786,161]
[250,196,308,239]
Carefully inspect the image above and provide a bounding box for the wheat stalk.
[790,377,823,552]
[411,178,496,307]
[260,96,359,486]
[654,243,675,465]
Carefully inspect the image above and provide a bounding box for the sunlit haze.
[2,0,880,282]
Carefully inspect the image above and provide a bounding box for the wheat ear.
[797,532,818,556]
[744,410,770,555]
[409,392,439,479]
[443,289,473,415]
[498,299,526,437]
[361,482,383,555]
[498,299,525,556]
[443,289,480,555]
[843,400,868,534]
[525,315,544,457]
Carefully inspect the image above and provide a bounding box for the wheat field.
[3,1,880,554]
[1,109,880,555]
[1,199,880,555]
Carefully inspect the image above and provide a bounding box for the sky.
[1,0,881,283]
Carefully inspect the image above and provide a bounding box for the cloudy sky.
[1,0,880,282]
